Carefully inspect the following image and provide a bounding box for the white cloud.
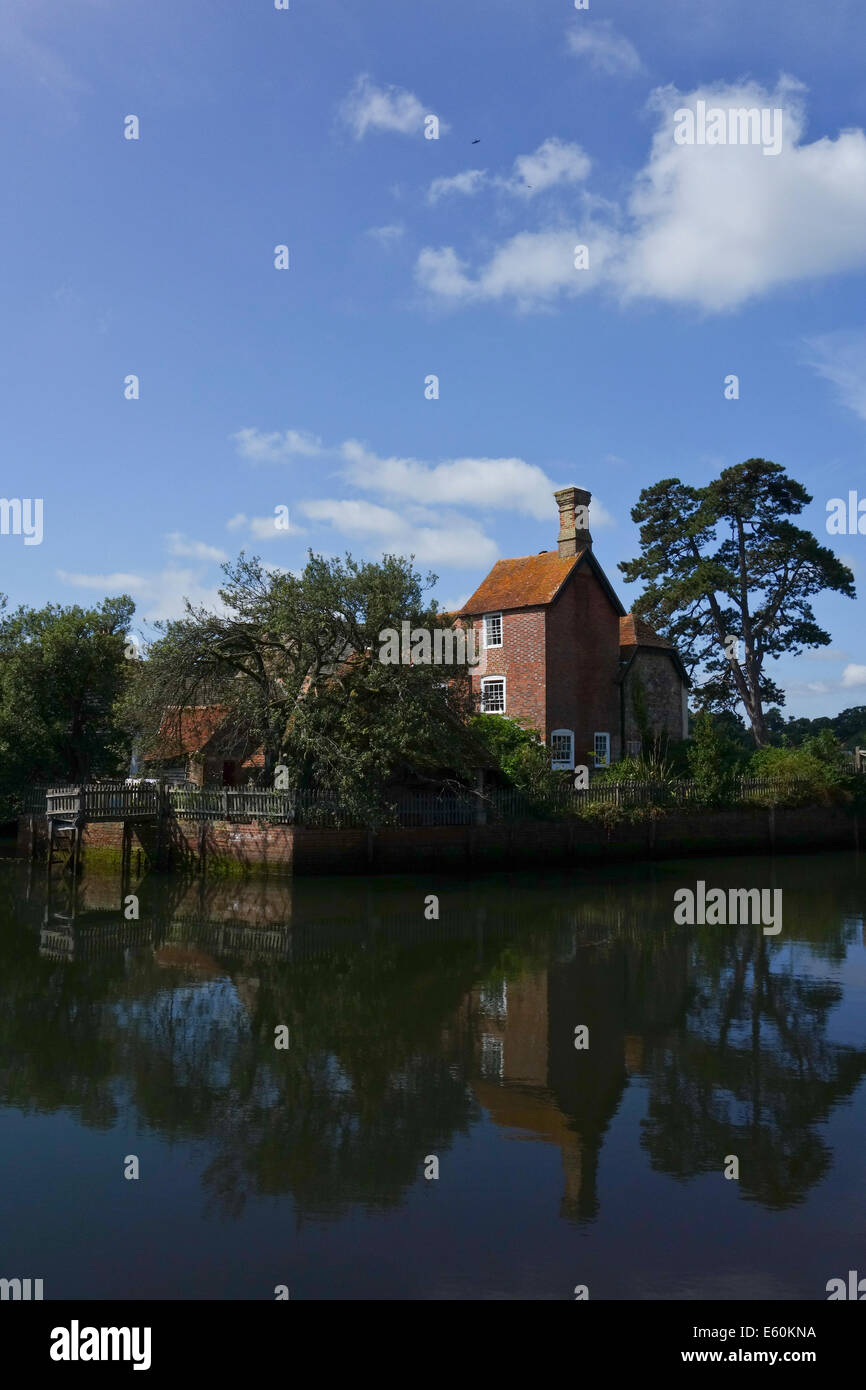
[416,227,619,310]
[427,141,589,205]
[300,498,498,568]
[802,648,849,662]
[417,80,866,313]
[225,511,304,539]
[165,533,228,563]
[367,223,406,245]
[233,427,325,461]
[427,169,487,203]
[57,567,225,622]
[340,438,617,524]
[841,663,866,688]
[499,138,591,197]
[57,570,144,591]
[566,22,642,76]
[340,74,435,139]
[805,331,866,421]
[619,78,866,311]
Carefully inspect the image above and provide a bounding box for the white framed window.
[550,729,575,770]
[481,677,506,713]
[594,732,611,768]
[626,739,642,758]
[483,612,503,648]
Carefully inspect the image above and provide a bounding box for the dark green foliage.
[124,551,480,823]
[687,711,743,807]
[619,460,856,746]
[0,594,135,815]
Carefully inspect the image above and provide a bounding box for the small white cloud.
[339,439,615,528]
[841,663,866,688]
[499,138,591,198]
[300,497,498,568]
[165,533,228,563]
[233,427,325,462]
[437,593,471,614]
[427,169,487,203]
[57,567,225,622]
[805,331,866,422]
[416,226,618,311]
[225,511,303,540]
[340,73,435,139]
[57,570,144,591]
[367,223,406,245]
[566,21,642,76]
[802,648,849,662]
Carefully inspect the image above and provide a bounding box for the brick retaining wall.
[16,805,863,877]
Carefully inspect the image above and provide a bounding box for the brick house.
[457,487,689,770]
[145,706,265,786]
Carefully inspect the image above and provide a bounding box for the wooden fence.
[21,775,822,829]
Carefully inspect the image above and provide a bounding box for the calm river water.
[1,852,864,1300]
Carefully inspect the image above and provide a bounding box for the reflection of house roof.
[619,614,672,650]
[458,551,581,614]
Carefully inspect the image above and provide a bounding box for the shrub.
[749,735,852,806]
[688,711,742,807]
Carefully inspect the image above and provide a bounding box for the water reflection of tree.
[640,926,866,1208]
[2,858,865,1224]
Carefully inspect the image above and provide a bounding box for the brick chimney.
[555,486,592,558]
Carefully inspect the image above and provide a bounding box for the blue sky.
[2,0,866,717]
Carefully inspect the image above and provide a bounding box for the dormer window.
[484,612,502,648]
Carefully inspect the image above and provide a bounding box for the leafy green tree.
[619,460,855,746]
[125,551,479,816]
[0,596,135,811]
[469,714,557,801]
[687,710,742,806]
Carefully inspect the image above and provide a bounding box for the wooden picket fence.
[19,774,820,829]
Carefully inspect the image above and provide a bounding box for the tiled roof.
[146,706,230,760]
[619,614,672,649]
[458,550,582,615]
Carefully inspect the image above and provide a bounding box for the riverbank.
[14,802,863,876]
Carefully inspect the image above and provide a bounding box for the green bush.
[749,734,852,806]
[688,711,743,807]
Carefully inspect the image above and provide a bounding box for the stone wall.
[622,649,686,747]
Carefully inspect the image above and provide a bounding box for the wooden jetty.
[45,784,162,876]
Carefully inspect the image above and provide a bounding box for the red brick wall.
[546,564,622,763]
[468,608,547,732]
[16,807,865,875]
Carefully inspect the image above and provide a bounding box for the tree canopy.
[125,551,482,819]
[619,459,855,746]
[0,594,134,812]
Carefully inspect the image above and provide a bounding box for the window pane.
[485,613,502,646]
[482,679,505,713]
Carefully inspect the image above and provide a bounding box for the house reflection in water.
[464,930,690,1222]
